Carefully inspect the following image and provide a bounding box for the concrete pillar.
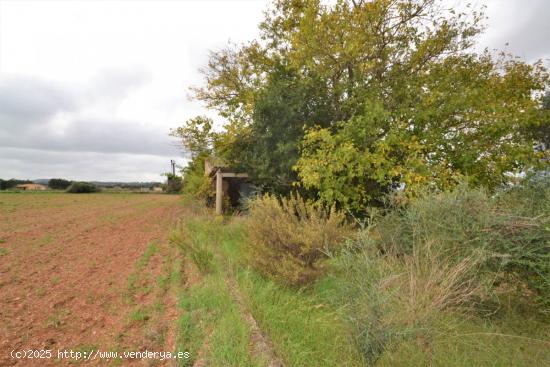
[215,169,223,215]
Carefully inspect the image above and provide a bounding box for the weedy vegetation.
[170,220,215,275]
[321,180,550,365]
[173,178,550,366]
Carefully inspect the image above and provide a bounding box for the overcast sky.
[0,0,549,182]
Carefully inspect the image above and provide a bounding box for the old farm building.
[15,183,47,191]
[204,158,251,214]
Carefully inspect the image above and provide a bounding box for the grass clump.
[137,241,159,268]
[129,308,151,323]
[332,233,485,364]
[170,220,214,274]
[377,183,550,310]
[246,193,353,287]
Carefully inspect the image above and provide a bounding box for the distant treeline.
[49,178,72,189]
[0,178,72,190]
[0,178,162,190]
[89,181,162,189]
[0,179,34,190]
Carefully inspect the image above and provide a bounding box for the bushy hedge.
[66,182,101,193]
[0,179,33,190]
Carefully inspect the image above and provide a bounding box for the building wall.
[16,184,46,190]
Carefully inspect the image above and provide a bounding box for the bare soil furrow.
[0,193,183,366]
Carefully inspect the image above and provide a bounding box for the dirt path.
[224,275,285,367]
[0,193,184,366]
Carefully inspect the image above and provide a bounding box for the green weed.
[129,307,151,323]
[170,220,215,275]
[46,308,70,329]
[137,241,159,268]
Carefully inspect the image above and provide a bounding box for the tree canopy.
[48,178,72,190]
[174,0,549,212]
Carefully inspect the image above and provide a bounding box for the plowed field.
[0,193,184,366]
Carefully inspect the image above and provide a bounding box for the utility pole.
[170,160,176,176]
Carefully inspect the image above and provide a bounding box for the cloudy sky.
[0,0,549,182]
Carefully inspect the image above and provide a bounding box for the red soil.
[0,193,183,366]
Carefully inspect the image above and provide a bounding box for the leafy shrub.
[181,156,214,204]
[496,174,550,217]
[66,182,100,193]
[163,173,183,194]
[494,177,550,305]
[246,193,353,287]
[170,221,214,274]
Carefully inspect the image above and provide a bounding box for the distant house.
[16,183,47,191]
[151,187,163,192]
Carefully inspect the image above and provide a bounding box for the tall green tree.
[181,0,548,210]
[535,91,550,153]
[170,116,217,200]
[236,66,333,192]
[297,53,548,211]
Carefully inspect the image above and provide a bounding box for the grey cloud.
[49,116,179,156]
[481,0,550,64]
[0,68,152,132]
[495,1,550,62]
[0,75,77,130]
[0,115,180,156]
[87,67,153,102]
[0,69,178,157]
[0,147,187,181]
